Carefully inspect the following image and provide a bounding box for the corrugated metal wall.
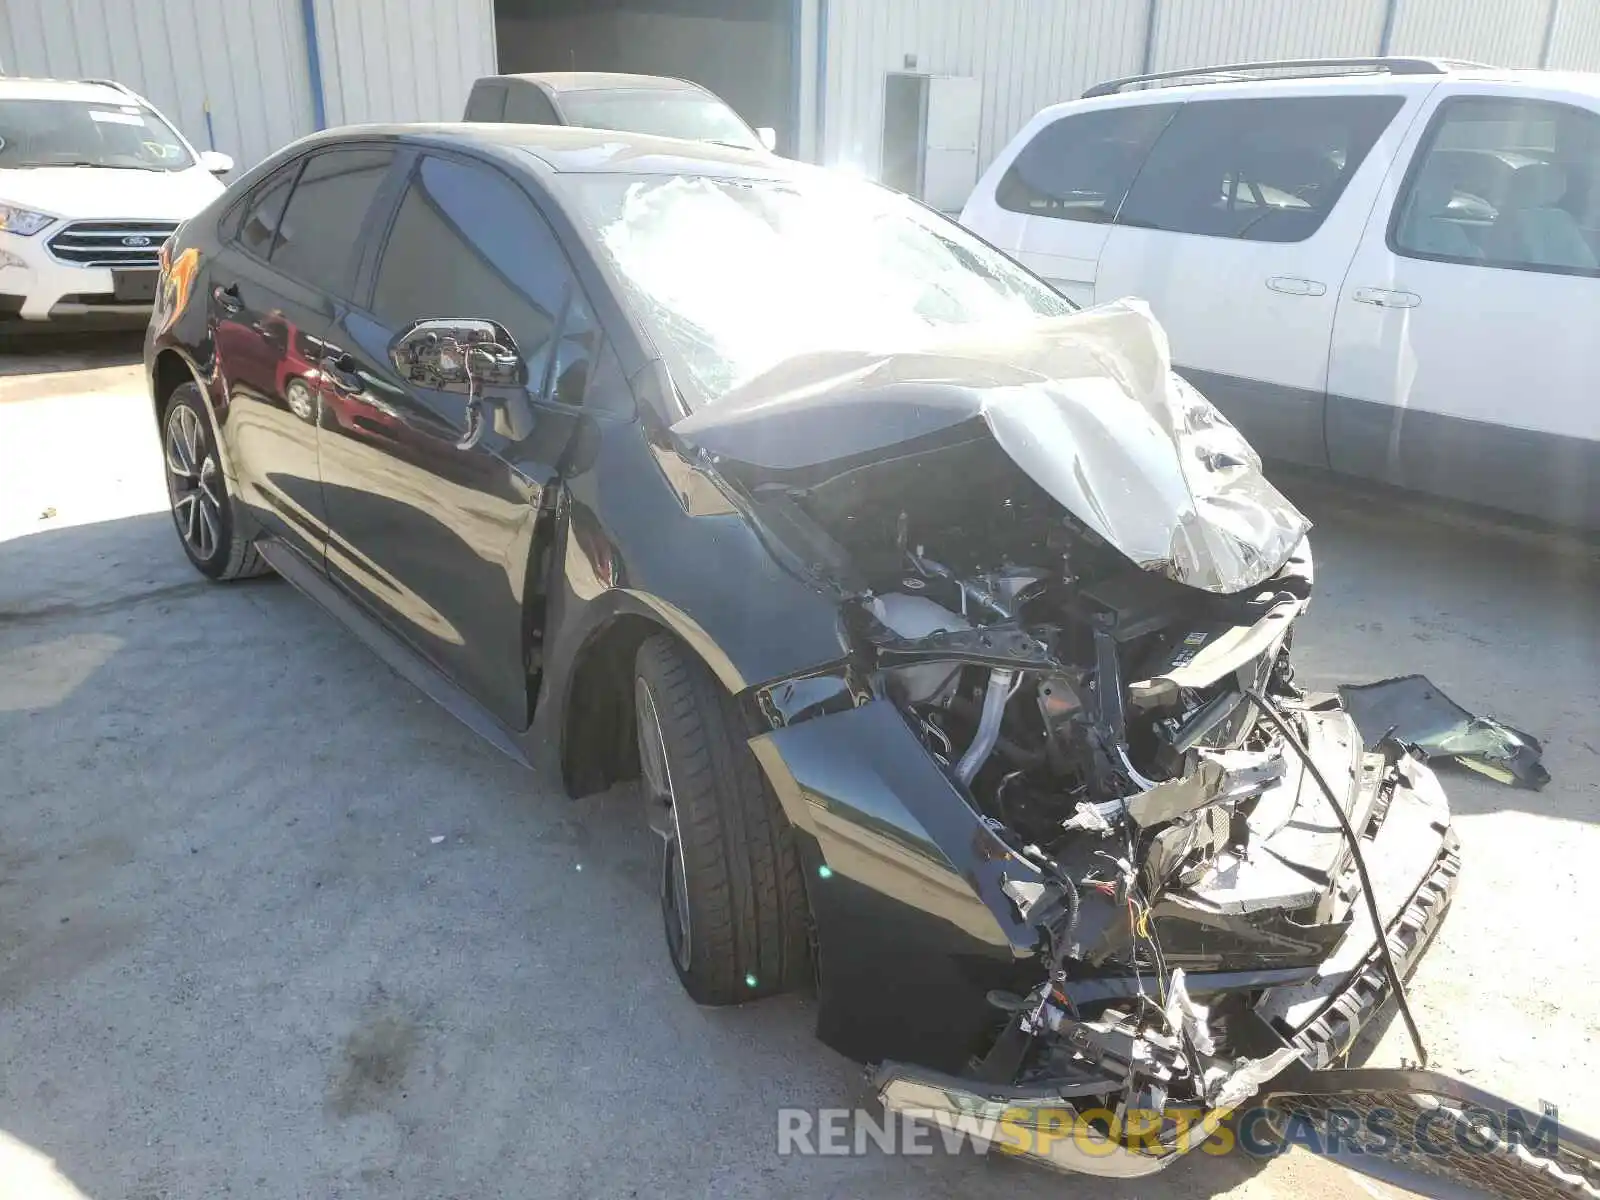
[822,0,1145,174]
[1548,0,1600,70]
[1149,0,1388,72]
[820,0,1600,182]
[1387,0,1552,66]
[312,0,496,127]
[0,0,315,170]
[0,0,496,170]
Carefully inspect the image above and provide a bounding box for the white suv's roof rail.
[1082,56,1493,98]
[77,78,140,97]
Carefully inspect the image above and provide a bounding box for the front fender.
[530,427,850,777]
[751,700,1047,1070]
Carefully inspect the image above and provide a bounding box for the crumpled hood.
[674,299,1310,594]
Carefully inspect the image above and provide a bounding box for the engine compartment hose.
[1244,689,1429,1068]
[957,668,1018,785]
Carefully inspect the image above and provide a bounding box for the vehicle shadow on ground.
[0,511,199,620]
[0,330,144,377]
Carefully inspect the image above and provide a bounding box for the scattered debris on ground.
[1339,674,1550,789]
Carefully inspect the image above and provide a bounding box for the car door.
[961,101,1176,306]
[1327,87,1600,528]
[1094,88,1419,466]
[317,149,596,730]
[208,145,397,565]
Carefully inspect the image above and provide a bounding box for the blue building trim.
[300,0,328,131]
[789,0,803,157]
[1540,0,1563,67]
[1379,0,1400,55]
[814,0,829,163]
[1142,0,1160,74]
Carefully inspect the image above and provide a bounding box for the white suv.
[1,77,232,325]
[962,58,1600,530]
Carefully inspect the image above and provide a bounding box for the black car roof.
[292,123,792,178]
[483,72,709,96]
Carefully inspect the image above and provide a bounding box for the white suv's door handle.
[1266,276,1327,296]
[1351,287,1421,309]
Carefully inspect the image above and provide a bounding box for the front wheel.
[633,634,811,1005]
[284,377,317,423]
[162,383,271,581]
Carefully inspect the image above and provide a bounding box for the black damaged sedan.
[146,125,1470,1178]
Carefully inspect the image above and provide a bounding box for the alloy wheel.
[285,378,316,423]
[166,404,222,563]
[636,676,692,971]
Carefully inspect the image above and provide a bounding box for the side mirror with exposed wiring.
[389,318,533,448]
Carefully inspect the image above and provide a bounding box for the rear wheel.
[633,634,810,1005]
[162,383,271,581]
[285,377,316,423]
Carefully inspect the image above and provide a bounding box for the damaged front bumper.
[873,751,1464,1179]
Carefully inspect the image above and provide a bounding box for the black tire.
[161,383,272,581]
[633,633,810,1005]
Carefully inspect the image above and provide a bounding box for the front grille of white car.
[46,220,180,268]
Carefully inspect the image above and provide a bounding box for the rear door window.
[269,147,396,296]
[996,104,1177,223]
[1117,95,1405,242]
[1391,95,1600,274]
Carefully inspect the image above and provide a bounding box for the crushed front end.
[842,535,1460,1178]
[682,303,1466,1178]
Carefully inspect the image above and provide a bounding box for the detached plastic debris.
[1338,674,1550,790]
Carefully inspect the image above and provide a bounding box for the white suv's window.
[1117,95,1403,242]
[995,103,1178,223]
[1392,96,1600,274]
[0,97,193,171]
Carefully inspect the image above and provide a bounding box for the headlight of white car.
[0,204,56,236]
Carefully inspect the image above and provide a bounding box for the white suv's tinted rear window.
[1117,94,1404,242]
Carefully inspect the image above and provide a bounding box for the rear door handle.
[1266,276,1327,297]
[212,282,243,313]
[1351,287,1420,309]
[319,354,363,394]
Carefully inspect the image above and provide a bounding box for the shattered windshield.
[0,98,193,171]
[568,171,1075,408]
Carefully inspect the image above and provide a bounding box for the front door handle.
[1266,276,1327,297]
[213,282,243,313]
[319,354,364,394]
[1351,287,1421,309]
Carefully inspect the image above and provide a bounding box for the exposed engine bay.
[777,441,1455,1172]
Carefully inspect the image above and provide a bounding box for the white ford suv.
[962,58,1600,530]
[1,77,232,325]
